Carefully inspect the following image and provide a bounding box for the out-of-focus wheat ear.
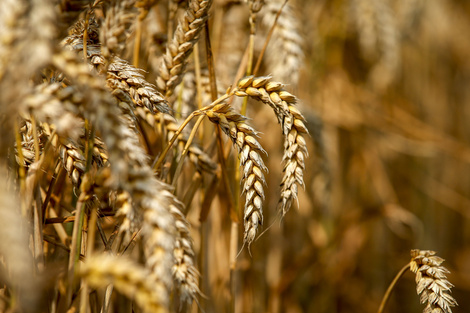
[205,103,267,246]
[53,50,178,307]
[350,0,400,89]
[100,0,138,59]
[16,120,48,167]
[170,204,201,303]
[410,250,458,313]
[156,0,214,97]
[115,190,141,234]
[22,82,85,142]
[81,255,168,313]
[236,75,308,217]
[0,171,41,313]
[260,0,303,85]
[0,0,55,156]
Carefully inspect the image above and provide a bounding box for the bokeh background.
[190,0,470,312]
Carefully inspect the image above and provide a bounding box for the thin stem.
[14,119,27,217]
[377,263,411,313]
[152,92,234,171]
[31,116,40,162]
[171,115,205,187]
[133,18,143,67]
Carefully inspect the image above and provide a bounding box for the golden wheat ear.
[235,75,309,217]
[378,249,458,313]
[410,250,458,313]
[205,103,267,246]
[156,0,213,97]
[80,255,168,313]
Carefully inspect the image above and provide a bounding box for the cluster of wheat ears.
[0,0,459,313]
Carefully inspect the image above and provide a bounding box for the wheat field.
[0,0,468,312]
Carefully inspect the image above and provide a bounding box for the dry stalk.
[235,75,308,217]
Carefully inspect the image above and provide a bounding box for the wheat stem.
[377,263,410,313]
[172,115,205,187]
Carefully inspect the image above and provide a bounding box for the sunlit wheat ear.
[410,249,458,313]
[205,103,267,246]
[170,204,201,303]
[236,75,308,217]
[156,0,213,97]
[81,255,168,313]
[261,0,304,86]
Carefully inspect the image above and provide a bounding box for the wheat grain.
[236,75,308,217]
[205,102,267,245]
[156,0,214,97]
[81,255,168,313]
[410,249,458,313]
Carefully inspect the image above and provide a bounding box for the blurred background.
[186,0,470,312]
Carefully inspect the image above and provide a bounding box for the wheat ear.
[170,204,201,303]
[205,103,267,245]
[156,0,214,97]
[63,18,171,114]
[410,249,458,313]
[52,50,177,308]
[261,0,304,85]
[236,75,308,217]
[378,249,458,313]
[81,255,167,313]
